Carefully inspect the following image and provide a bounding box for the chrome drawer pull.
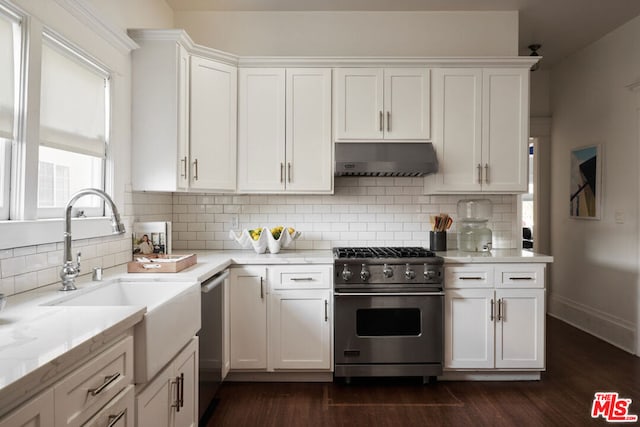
[88,372,120,396]
[107,409,127,427]
[193,159,199,181]
[490,299,495,321]
[290,277,314,281]
[459,276,483,280]
[498,299,503,321]
[508,277,533,280]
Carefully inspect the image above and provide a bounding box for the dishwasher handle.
[201,270,230,293]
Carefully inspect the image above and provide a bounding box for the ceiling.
[165,0,640,67]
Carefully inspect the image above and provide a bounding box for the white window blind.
[40,39,107,158]
[38,34,109,216]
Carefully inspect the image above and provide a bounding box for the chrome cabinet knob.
[382,263,394,278]
[405,264,416,280]
[341,264,353,281]
[360,264,370,281]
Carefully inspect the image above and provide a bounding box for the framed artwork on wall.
[569,145,602,219]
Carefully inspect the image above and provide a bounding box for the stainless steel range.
[333,247,444,381]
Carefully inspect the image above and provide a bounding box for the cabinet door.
[285,68,332,192]
[427,68,482,193]
[189,56,237,191]
[481,68,529,192]
[173,338,199,427]
[444,289,494,369]
[384,68,430,140]
[237,68,286,191]
[229,267,268,369]
[136,370,172,427]
[0,388,54,427]
[334,68,384,140]
[270,290,332,370]
[177,45,190,190]
[495,289,545,369]
[131,39,185,192]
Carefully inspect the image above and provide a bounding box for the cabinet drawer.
[54,335,133,427]
[82,385,134,427]
[495,264,545,288]
[444,265,494,288]
[269,265,332,290]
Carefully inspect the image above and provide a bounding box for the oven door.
[334,292,443,366]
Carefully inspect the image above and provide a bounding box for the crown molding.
[128,29,239,66]
[237,55,540,68]
[53,0,139,54]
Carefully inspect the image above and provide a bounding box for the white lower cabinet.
[0,388,54,427]
[136,337,199,427]
[229,266,268,370]
[444,264,546,371]
[270,290,332,370]
[229,265,333,373]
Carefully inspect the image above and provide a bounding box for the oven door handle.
[334,292,445,296]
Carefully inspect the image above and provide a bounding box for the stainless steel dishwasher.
[198,268,229,419]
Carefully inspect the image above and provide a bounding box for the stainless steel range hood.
[335,142,438,177]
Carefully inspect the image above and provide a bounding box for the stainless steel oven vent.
[335,142,438,177]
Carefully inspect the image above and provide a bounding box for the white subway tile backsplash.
[14,272,38,294]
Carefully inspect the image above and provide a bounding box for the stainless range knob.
[424,264,436,280]
[341,264,353,281]
[405,264,416,280]
[382,263,394,278]
[360,264,370,281]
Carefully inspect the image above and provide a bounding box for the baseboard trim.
[226,371,333,382]
[548,293,636,354]
[439,371,541,381]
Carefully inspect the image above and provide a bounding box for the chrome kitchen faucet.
[60,188,126,291]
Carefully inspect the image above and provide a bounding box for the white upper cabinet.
[426,67,529,194]
[335,68,430,141]
[130,30,237,193]
[238,68,332,193]
[190,56,237,191]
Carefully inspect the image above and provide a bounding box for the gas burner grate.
[334,247,436,259]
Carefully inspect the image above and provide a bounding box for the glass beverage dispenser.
[457,199,493,252]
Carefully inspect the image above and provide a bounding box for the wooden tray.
[127,254,197,273]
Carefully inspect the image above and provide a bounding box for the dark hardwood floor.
[201,317,640,426]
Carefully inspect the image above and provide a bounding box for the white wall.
[87,0,173,29]
[549,15,640,352]
[174,11,518,56]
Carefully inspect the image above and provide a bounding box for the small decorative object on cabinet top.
[229,226,301,254]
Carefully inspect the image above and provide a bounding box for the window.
[38,33,109,218]
[0,6,20,220]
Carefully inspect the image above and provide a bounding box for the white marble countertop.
[0,280,145,414]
